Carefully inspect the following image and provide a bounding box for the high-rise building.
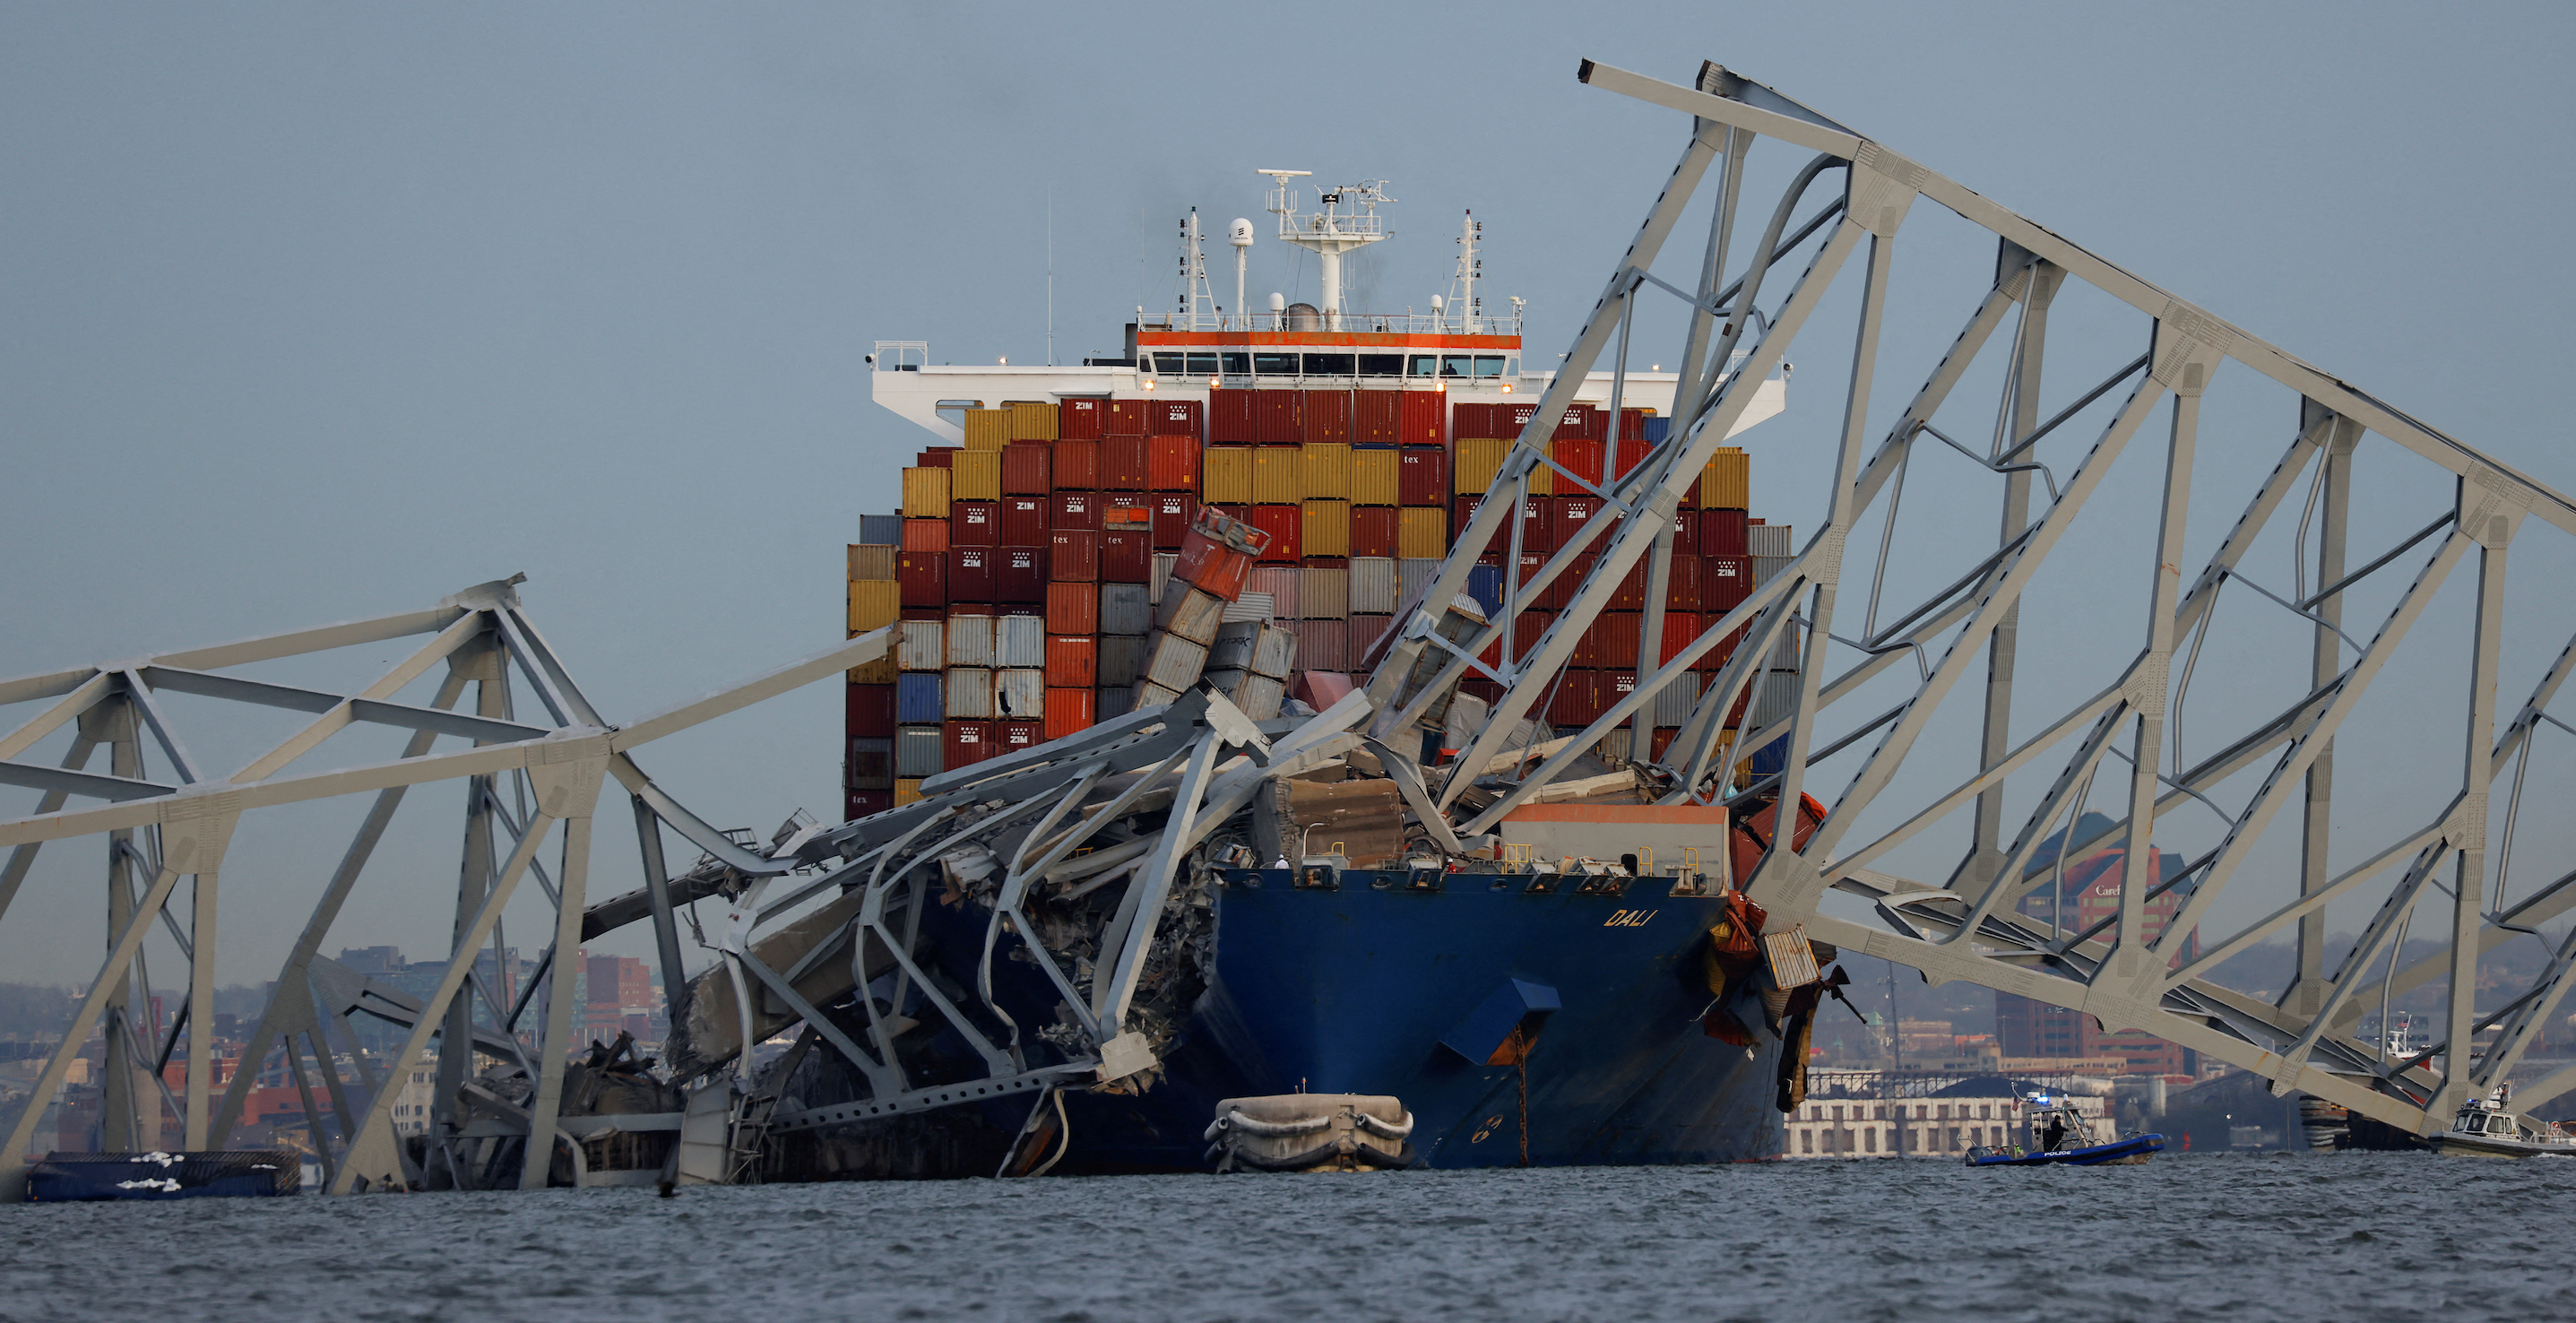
[583,953,659,1046]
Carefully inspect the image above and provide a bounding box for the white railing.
[1135,311,1522,336]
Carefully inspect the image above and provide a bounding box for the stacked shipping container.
[848,388,1773,813]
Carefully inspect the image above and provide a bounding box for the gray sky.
[4,4,2572,986]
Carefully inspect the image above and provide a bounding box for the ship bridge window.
[1474,355,1508,377]
[1408,354,1440,377]
[1301,352,1355,376]
[1151,352,1188,376]
[1185,352,1221,376]
[1222,351,1251,376]
[1358,353,1403,376]
[1254,352,1301,376]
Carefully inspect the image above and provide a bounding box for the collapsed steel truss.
[0,576,886,1197]
[1369,60,2576,1135]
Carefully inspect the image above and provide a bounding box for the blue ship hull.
[1033,869,1785,1172]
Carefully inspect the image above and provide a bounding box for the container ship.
[791,176,1814,1174]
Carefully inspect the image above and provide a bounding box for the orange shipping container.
[1046,580,1098,634]
[1043,687,1095,741]
[1147,436,1201,489]
[1054,438,1102,490]
[1045,636,1098,687]
[902,518,949,553]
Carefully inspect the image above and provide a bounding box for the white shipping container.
[1653,674,1699,728]
[1134,679,1184,709]
[1399,558,1440,609]
[1150,552,1179,606]
[1222,591,1275,623]
[995,669,1045,721]
[1749,523,1794,558]
[1252,624,1298,679]
[1162,587,1228,645]
[1754,555,1794,587]
[946,613,997,669]
[1745,672,1796,729]
[896,620,947,672]
[995,614,1046,668]
[944,667,993,719]
[1248,566,1300,620]
[1235,673,1286,721]
[1348,558,1397,614]
[1145,636,1210,692]
[895,725,945,778]
[1300,566,1349,620]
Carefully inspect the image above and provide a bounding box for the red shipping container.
[1396,446,1448,506]
[1547,670,1607,724]
[1102,530,1151,583]
[1455,495,1507,557]
[1609,555,1648,611]
[1253,390,1301,445]
[1547,554,1595,610]
[1000,443,1052,495]
[1552,496,1605,551]
[1053,439,1102,490]
[1553,402,1608,442]
[1496,402,1540,437]
[1296,618,1349,671]
[1151,398,1205,441]
[998,720,1043,757]
[1151,492,1199,549]
[1697,621,1750,674]
[945,719,996,769]
[1043,687,1095,742]
[1045,635,1098,687]
[1301,389,1352,443]
[1351,506,1399,558]
[1452,402,1495,438]
[1249,505,1301,563]
[845,681,895,738]
[1664,552,1702,610]
[1657,612,1703,669]
[846,789,892,819]
[1700,508,1750,556]
[1147,436,1201,490]
[1618,408,1649,441]
[1605,670,1638,719]
[1704,554,1752,609]
[1552,437,1606,489]
[1059,398,1105,440]
[916,447,957,469]
[1613,435,1655,480]
[1353,390,1399,444]
[1102,494,1152,533]
[1102,436,1149,490]
[1046,580,1098,634]
[1579,611,1643,669]
[1396,391,1446,446]
[949,546,996,603]
[900,604,947,621]
[1177,513,1266,599]
[897,551,946,609]
[1513,551,1551,607]
[903,518,949,553]
[998,546,1047,602]
[1106,399,1152,437]
[1051,491,1101,531]
[1668,509,1700,558]
[999,496,1050,547]
[951,499,999,546]
[1210,390,1258,444]
[1049,529,1100,581]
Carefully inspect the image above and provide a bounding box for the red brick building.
[1994,813,2196,1076]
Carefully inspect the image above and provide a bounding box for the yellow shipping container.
[843,610,898,682]
[847,544,896,581]
[902,467,952,518]
[1352,447,1400,506]
[1454,437,1507,494]
[952,450,1002,501]
[962,410,1011,450]
[1699,446,1750,509]
[1299,443,1353,500]
[1005,400,1058,441]
[847,578,901,634]
[895,778,925,806]
[1205,447,1255,505]
[1527,441,1554,497]
[1397,507,1448,559]
[1251,447,1300,505]
[1301,500,1352,558]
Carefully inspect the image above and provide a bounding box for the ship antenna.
[1261,169,1391,331]
[1445,210,1484,334]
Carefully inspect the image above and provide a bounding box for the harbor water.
[3,1151,2565,1322]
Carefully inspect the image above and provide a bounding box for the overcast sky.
[4,4,2571,987]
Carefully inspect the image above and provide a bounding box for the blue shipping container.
[1746,732,1789,777]
[1465,564,1504,621]
[860,513,903,546]
[1642,416,1670,444]
[896,671,944,724]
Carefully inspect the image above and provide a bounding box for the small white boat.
[2429,1085,2576,1159]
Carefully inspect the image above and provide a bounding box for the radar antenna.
[1259,169,1392,331]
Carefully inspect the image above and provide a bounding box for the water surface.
[3,1151,2562,1322]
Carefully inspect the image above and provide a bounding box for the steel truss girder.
[1409,58,2576,1137]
